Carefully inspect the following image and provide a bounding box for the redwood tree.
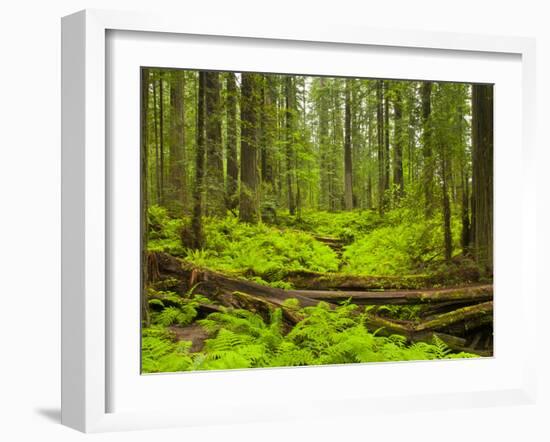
[344,79,353,210]
[240,73,260,223]
[471,84,493,273]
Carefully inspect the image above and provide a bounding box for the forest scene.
[140,68,494,373]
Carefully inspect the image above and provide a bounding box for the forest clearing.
[140,68,493,372]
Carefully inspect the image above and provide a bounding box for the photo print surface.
[140,68,493,373]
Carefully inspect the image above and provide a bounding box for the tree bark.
[383,81,390,197]
[318,78,330,211]
[190,72,206,249]
[141,68,150,326]
[376,80,385,215]
[152,74,161,205]
[393,85,404,198]
[168,70,186,214]
[225,72,239,210]
[421,81,433,216]
[285,76,296,215]
[205,72,225,216]
[471,84,494,274]
[158,72,165,205]
[239,73,260,223]
[441,140,453,261]
[344,79,353,210]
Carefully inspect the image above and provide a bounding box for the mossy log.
[150,252,492,354]
[149,252,315,326]
[413,301,493,333]
[291,285,492,305]
[285,272,481,291]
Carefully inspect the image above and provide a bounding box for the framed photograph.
[61,9,537,433]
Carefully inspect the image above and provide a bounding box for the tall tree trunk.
[225,72,239,210]
[366,91,374,210]
[168,70,186,214]
[421,81,433,216]
[471,84,494,274]
[318,78,330,210]
[240,73,260,223]
[140,68,150,327]
[344,79,353,210]
[376,80,385,215]
[407,84,417,186]
[461,169,470,253]
[264,76,277,187]
[285,76,296,215]
[383,81,390,197]
[191,72,206,249]
[205,72,224,216]
[152,75,161,205]
[393,86,404,198]
[159,72,165,205]
[458,103,470,254]
[441,143,453,261]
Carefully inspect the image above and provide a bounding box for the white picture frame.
[61,9,537,433]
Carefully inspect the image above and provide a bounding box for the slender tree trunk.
[471,84,494,273]
[461,169,470,253]
[393,86,404,199]
[376,80,385,215]
[225,72,239,210]
[191,72,206,249]
[168,70,186,214]
[159,72,165,205]
[366,91,374,210]
[264,76,277,187]
[240,73,260,223]
[152,75,161,205]
[318,78,329,210]
[140,68,150,327]
[204,72,224,216]
[441,144,453,261]
[383,81,390,197]
[259,76,271,191]
[285,76,296,215]
[421,81,433,216]
[457,99,471,254]
[344,79,353,210]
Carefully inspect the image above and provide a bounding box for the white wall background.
[0,0,548,440]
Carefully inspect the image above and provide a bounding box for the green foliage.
[141,327,193,373]
[147,205,186,256]
[148,209,340,285]
[200,215,339,278]
[276,209,383,243]
[375,304,423,321]
[142,300,479,372]
[148,289,212,328]
[342,206,463,276]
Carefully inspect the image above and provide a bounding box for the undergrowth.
[147,204,481,283]
[142,297,478,373]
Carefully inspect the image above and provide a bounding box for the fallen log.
[286,267,482,290]
[414,301,493,333]
[313,235,344,251]
[150,252,492,355]
[290,285,492,305]
[150,252,316,326]
[285,271,437,290]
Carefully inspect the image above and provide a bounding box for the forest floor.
[142,206,493,373]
